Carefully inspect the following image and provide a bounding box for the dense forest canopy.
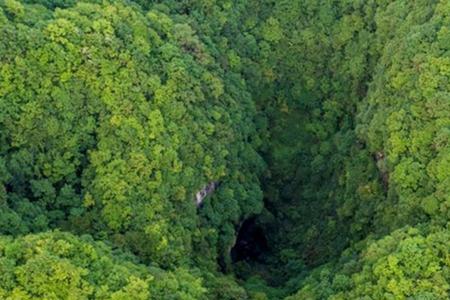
[0,0,449,299]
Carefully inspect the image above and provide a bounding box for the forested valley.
[0,0,449,299]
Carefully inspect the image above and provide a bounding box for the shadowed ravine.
[0,0,448,299]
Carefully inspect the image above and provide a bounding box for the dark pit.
[231,217,269,263]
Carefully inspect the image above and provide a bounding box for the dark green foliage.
[0,0,449,299]
[0,0,264,269]
[287,226,450,299]
[245,0,450,298]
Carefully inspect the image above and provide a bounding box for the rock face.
[374,151,389,192]
[195,182,219,207]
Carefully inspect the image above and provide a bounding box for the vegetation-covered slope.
[0,0,264,269]
[0,231,206,299]
[0,0,449,299]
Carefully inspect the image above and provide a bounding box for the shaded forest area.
[0,0,449,299]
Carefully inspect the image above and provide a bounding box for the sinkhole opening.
[231,217,269,263]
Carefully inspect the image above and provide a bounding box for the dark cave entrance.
[231,217,269,263]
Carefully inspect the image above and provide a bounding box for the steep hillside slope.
[0,0,449,299]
